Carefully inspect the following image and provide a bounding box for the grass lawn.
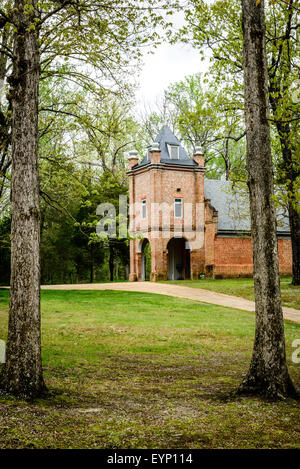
[162,277,300,310]
[0,288,299,449]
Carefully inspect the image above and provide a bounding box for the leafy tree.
[180,0,300,284]
[0,0,46,398]
[77,96,140,178]
[166,74,246,179]
[0,0,170,398]
[239,0,297,399]
[140,73,246,179]
[94,171,129,282]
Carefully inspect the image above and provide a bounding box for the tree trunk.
[239,0,297,399]
[90,246,94,283]
[0,0,45,398]
[223,132,231,180]
[109,244,114,282]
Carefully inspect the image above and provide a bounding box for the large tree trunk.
[239,0,297,399]
[0,0,45,398]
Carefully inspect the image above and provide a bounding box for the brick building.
[127,126,292,281]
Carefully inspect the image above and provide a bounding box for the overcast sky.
[134,13,210,112]
[135,42,208,110]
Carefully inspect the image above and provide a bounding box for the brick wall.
[128,157,292,281]
[213,236,292,278]
[128,161,206,280]
[278,238,293,275]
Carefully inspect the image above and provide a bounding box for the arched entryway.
[167,237,191,280]
[141,238,151,281]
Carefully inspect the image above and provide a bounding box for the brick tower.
[127,126,206,281]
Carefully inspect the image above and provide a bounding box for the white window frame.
[167,144,179,159]
[142,199,147,219]
[174,198,183,219]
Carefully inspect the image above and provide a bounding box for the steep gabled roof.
[136,125,198,168]
[204,179,290,235]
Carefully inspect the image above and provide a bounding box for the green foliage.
[140,73,246,179]
[0,0,171,203]
[144,242,151,281]
[1,1,156,282]
[39,167,129,284]
[167,74,246,179]
[179,0,299,197]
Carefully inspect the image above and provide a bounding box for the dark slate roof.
[136,125,198,168]
[204,179,290,234]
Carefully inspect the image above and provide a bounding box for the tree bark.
[109,244,114,282]
[0,0,45,398]
[90,245,94,283]
[124,264,129,280]
[239,0,297,399]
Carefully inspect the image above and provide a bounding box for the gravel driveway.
[41,281,300,324]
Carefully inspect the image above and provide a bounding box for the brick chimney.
[150,142,161,164]
[193,146,205,167]
[128,150,139,169]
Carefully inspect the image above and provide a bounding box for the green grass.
[162,277,300,310]
[0,288,299,449]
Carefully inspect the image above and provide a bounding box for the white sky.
[134,12,210,112]
[135,42,208,110]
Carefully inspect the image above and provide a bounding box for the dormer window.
[167,144,179,159]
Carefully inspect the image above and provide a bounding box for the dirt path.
[41,282,300,324]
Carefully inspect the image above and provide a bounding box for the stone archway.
[167,237,191,280]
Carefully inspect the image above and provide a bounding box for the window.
[142,199,147,219]
[167,144,179,159]
[174,198,183,219]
